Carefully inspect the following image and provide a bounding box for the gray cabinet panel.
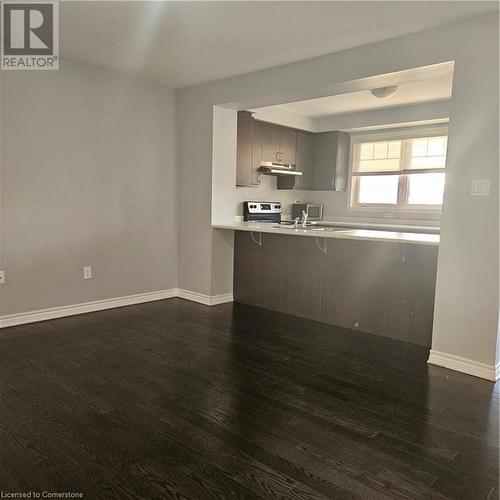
[312,131,349,191]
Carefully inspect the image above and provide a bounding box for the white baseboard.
[176,289,234,306]
[428,350,499,381]
[0,288,233,329]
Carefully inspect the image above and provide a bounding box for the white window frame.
[347,125,449,214]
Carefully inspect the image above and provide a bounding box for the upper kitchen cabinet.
[259,121,281,163]
[236,115,348,190]
[258,121,296,165]
[294,131,315,190]
[236,111,261,186]
[279,127,297,164]
[312,131,350,191]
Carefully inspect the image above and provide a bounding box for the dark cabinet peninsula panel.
[233,231,438,347]
[260,233,323,321]
[322,239,438,346]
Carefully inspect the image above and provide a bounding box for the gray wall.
[0,60,177,315]
[177,14,499,368]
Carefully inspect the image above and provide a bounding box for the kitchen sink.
[274,224,350,232]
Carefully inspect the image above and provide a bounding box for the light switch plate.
[83,266,92,280]
[471,179,490,196]
[0,271,5,285]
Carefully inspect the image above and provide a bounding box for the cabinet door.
[259,122,281,163]
[279,127,297,165]
[294,131,315,190]
[260,234,324,321]
[233,231,263,307]
[333,131,350,191]
[313,131,349,191]
[313,132,336,190]
[236,111,254,186]
[251,120,263,185]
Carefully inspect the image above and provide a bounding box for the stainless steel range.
[243,201,282,223]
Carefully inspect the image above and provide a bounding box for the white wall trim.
[0,288,233,329]
[176,289,234,306]
[428,350,499,381]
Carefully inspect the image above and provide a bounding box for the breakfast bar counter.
[213,222,440,246]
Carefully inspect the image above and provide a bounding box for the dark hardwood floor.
[0,298,498,499]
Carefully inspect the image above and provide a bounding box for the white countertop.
[213,222,440,246]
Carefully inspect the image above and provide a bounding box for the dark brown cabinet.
[251,117,263,186]
[236,111,256,187]
[259,121,281,164]
[236,114,348,190]
[258,121,296,165]
[234,231,438,347]
[233,231,263,307]
[294,131,315,190]
[279,127,297,165]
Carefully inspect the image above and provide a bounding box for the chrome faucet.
[302,210,309,229]
[294,217,300,229]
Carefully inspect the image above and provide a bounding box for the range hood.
[259,162,302,176]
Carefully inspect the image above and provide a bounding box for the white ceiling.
[58,1,498,88]
[269,73,453,118]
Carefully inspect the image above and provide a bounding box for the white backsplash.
[235,176,440,226]
[235,175,311,219]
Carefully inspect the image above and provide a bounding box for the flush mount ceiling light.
[370,85,398,98]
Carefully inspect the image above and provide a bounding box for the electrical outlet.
[385,212,394,218]
[83,266,92,280]
[0,271,5,285]
[471,179,490,196]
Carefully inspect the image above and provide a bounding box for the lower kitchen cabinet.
[233,231,438,347]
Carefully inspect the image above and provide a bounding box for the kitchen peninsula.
[215,221,439,348]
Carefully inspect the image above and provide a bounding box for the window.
[350,134,447,210]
